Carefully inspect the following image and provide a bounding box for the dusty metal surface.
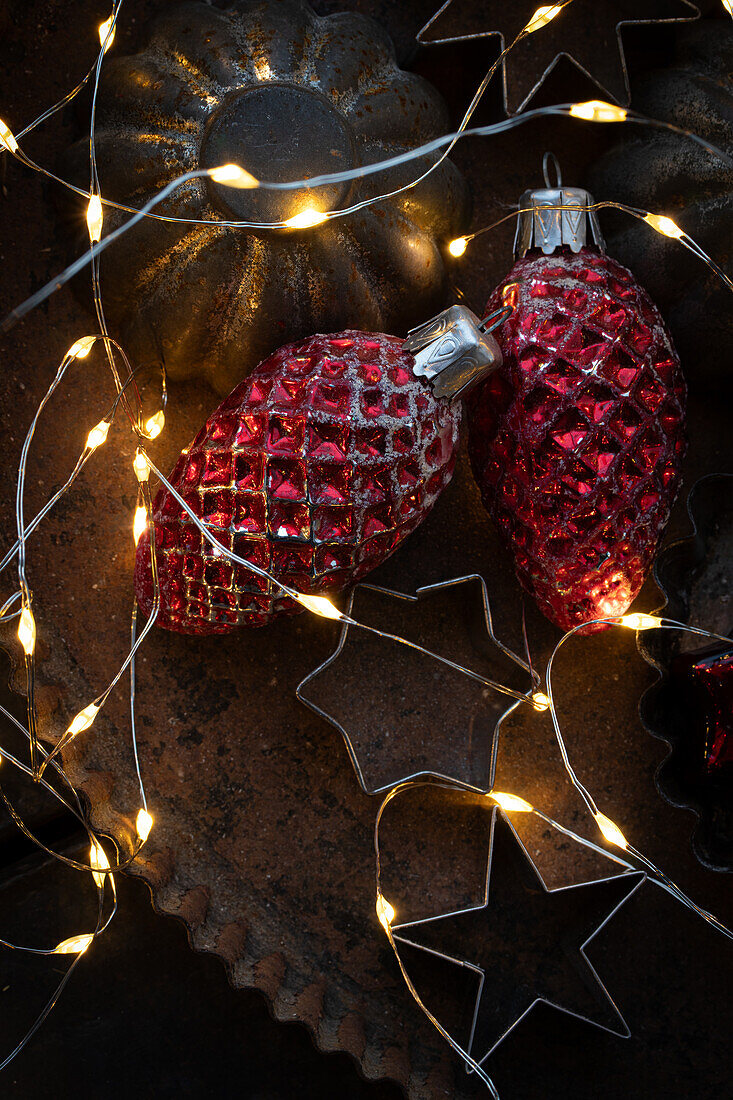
[1,2,732,1097]
[60,0,470,396]
[639,474,733,871]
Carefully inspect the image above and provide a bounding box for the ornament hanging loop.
[542,151,562,189]
[479,305,512,334]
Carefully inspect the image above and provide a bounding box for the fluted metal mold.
[61,0,470,394]
[637,474,733,872]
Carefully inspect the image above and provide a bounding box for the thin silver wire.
[373,775,639,1099]
[297,575,540,794]
[0,0,731,1082]
[545,614,733,942]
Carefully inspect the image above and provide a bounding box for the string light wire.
[373,774,637,1099]
[2,106,731,332]
[544,614,733,942]
[0,0,731,1079]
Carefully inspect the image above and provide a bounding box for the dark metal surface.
[60,0,470,395]
[415,0,699,115]
[638,474,733,871]
[587,19,733,380]
[392,811,645,1064]
[1,2,732,1097]
[297,576,535,794]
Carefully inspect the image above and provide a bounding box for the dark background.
[0,1,731,1098]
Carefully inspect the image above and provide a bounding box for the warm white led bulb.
[448,236,468,257]
[594,811,628,849]
[144,410,165,439]
[376,894,395,931]
[531,691,550,712]
[0,118,18,154]
[296,593,343,620]
[569,100,628,123]
[67,701,100,738]
[90,841,110,888]
[284,207,328,229]
[98,15,115,52]
[620,613,662,631]
[492,791,533,813]
[86,193,103,243]
[133,449,151,482]
[67,335,97,360]
[133,504,148,546]
[85,420,110,451]
[54,933,94,955]
[209,163,258,189]
[644,213,684,239]
[525,4,563,33]
[136,808,153,842]
[17,606,36,656]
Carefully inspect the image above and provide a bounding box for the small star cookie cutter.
[297,574,539,795]
[391,806,645,1069]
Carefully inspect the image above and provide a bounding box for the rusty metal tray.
[2,4,733,1096]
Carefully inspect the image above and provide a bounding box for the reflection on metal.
[62,0,470,394]
[514,154,605,259]
[404,305,507,401]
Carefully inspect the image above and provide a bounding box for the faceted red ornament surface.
[135,332,461,633]
[672,642,733,773]
[467,248,686,632]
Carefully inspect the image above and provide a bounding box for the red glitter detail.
[271,377,306,407]
[267,458,307,501]
[672,643,733,772]
[468,248,686,632]
[202,452,232,487]
[234,452,265,491]
[135,331,461,632]
[209,414,238,444]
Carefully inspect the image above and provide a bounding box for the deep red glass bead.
[468,249,686,632]
[135,331,461,633]
[672,642,733,773]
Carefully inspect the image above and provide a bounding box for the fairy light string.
[0,0,730,1080]
[544,614,733,943]
[373,774,638,1099]
[448,199,733,296]
[7,336,159,779]
[3,100,732,333]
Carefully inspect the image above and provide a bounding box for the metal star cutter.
[297,574,539,795]
[416,0,700,115]
[389,805,645,1070]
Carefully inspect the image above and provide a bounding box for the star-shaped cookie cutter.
[416,0,700,115]
[297,574,540,795]
[391,806,645,1068]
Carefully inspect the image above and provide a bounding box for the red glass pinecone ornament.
[136,316,501,633]
[468,166,686,632]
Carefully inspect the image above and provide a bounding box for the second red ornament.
[468,157,687,632]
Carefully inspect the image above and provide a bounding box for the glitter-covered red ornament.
[136,311,502,633]
[672,640,733,775]
[468,161,686,632]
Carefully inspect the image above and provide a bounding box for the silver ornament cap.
[514,153,605,260]
[403,304,505,401]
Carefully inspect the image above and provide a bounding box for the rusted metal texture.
[1,2,732,1096]
[60,0,470,395]
[638,474,733,871]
